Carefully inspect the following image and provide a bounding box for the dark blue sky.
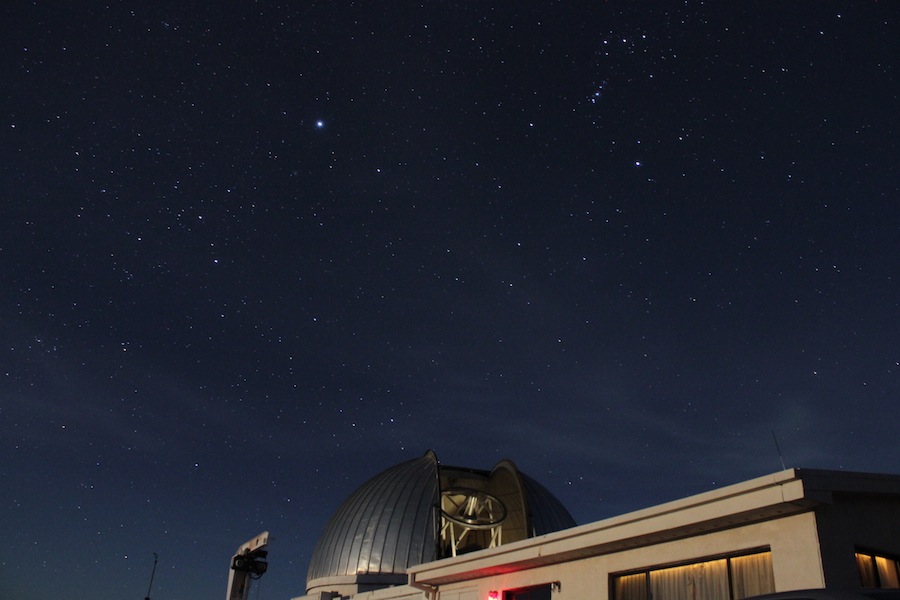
[2,2,898,600]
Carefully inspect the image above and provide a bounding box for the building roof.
[407,468,900,587]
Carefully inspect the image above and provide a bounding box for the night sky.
[2,2,899,600]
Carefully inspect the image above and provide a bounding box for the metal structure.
[305,451,576,596]
[226,531,269,600]
[439,488,507,557]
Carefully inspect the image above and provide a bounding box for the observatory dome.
[306,450,576,595]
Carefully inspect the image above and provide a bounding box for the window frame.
[856,547,900,589]
[503,583,554,600]
[609,547,774,600]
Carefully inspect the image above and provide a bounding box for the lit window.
[612,550,774,600]
[857,550,900,589]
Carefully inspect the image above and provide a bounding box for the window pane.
[614,573,648,600]
[731,552,775,599]
[858,553,879,587]
[507,585,552,600]
[857,551,900,589]
[875,556,900,588]
[650,559,729,600]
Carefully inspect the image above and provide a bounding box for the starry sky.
[2,2,899,600]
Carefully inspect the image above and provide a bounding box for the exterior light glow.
[488,591,500,600]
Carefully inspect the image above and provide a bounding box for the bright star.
[316,120,325,129]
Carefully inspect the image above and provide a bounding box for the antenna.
[771,430,786,471]
[145,552,158,600]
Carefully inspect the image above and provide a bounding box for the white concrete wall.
[410,513,827,600]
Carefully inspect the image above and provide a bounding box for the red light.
[488,592,500,600]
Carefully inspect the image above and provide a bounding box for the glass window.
[858,553,879,588]
[730,551,776,599]
[505,584,552,600]
[614,573,648,600]
[650,559,729,600]
[857,551,900,589]
[612,550,774,600]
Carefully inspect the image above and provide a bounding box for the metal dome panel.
[305,451,576,594]
[306,452,440,591]
[520,472,576,535]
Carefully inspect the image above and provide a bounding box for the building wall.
[428,511,825,600]
[814,494,900,588]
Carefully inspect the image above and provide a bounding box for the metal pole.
[145,552,158,600]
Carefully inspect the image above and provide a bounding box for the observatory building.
[305,450,576,596]
[292,453,900,600]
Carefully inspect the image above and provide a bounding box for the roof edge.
[410,467,899,585]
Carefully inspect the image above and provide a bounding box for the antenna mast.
[771,430,786,471]
[145,552,158,600]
